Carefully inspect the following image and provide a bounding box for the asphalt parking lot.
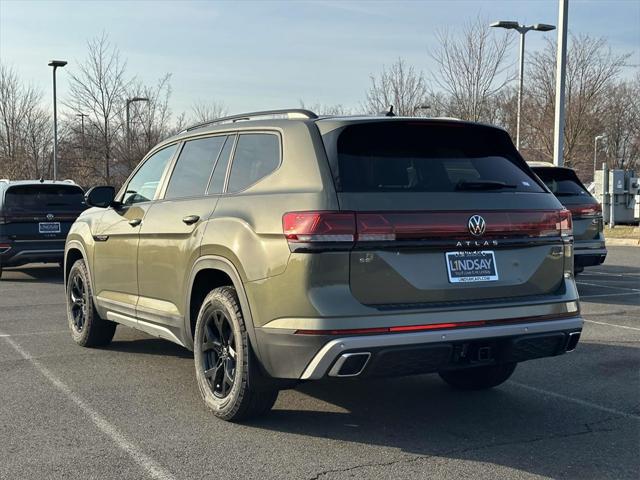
[1,247,638,480]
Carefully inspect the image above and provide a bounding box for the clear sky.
[1,0,638,117]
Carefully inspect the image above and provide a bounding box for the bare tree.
[429,17,514,122]
[364,58,428,116]
[601,76,640,170]
[65,33,129,185]
[190,101,228,124]
[299,101,354,116]
[0,64,51,179]
[525,35,629,177]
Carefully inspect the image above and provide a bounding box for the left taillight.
[283,211,355,249]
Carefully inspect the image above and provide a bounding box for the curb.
[605,238,640,247]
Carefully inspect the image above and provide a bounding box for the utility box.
[608,169,638,225]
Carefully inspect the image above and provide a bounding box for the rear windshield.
[331,122,544,193]
[532,167,590,197]
[3,185,85,212]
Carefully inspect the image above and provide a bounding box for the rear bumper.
[256,315,583,380]
[574,245,607,269]
[0,240,65,267]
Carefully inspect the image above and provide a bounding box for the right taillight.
[568,203,602,218]
[558,209,573,238]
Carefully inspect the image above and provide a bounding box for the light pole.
[553,0,569,167]
[490,21,555,151]
[76,113,88,164]
[48,60,67,181]
[126,97,149,159]
[594,134,606,181]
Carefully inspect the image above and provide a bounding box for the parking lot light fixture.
[48,60,68,181]
[490,21,556,151]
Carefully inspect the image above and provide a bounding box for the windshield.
[533,167,590,197]
[333,122,544,193]
[3,185,85,212]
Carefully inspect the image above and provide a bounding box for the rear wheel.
[439,363,516,390]
[66,259,116,347]
[194,286,278,421]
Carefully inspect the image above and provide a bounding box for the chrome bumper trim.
[300,316,583,380]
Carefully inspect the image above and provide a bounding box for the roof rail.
[183,109,318,133]
[0,179,9,183]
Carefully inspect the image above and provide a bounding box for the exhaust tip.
[328,352,371,377]
[566,331,581,352]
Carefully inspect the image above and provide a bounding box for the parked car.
[0,179,86,279]
[65,110,582,421]
[529,162,607,273]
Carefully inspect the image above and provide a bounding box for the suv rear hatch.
[317,120,571,306]
[0,184,86,241]
[531,166,602,243]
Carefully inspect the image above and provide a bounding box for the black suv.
[0,180,86,278]
[529,162,606,273]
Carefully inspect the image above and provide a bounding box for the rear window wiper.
[455,180,518,191]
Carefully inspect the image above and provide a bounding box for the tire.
[439,363,517,390]
[66,259,116,347]
[194,286,278,421]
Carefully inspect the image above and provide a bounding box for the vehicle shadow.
[243,341,638,479]
[1,265,64,284]
[106,337,193,359]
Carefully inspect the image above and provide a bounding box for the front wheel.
[66,259,116,347]
[439,363,517,390]
[194,286,278,421]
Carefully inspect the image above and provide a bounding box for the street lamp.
[414,104,431,116]
[48,60,67,181]
[126,97,149,156]
[490,21,555,151]
[594,134,606,181]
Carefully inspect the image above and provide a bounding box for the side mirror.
[85,186,116,208]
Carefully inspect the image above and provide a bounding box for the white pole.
[516,31,526,150]
[553,0,569,166]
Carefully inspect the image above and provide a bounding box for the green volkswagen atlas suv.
[64,109,582,421]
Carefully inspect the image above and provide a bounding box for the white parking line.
[580,292,640,299]
[584,319,640,331]
[0,334,176,480]
[577,281,640,292]
[510,381,640,421]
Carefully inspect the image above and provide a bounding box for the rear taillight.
[0,243,11,253]
[0,215,5,225]
[558,209,573,238]
[568,203,601,218]
[283,210,573,251]
[282,212,355,244]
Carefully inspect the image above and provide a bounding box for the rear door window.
[332,122,543,193]
[533,167,590,197]
[165,135,227,200]
[3,185,85,212]
[227,133,280,193]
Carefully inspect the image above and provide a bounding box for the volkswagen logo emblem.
[468,215,486,236]
[46,213,55,221]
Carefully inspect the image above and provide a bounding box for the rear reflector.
[567,203,602,218]
[283,209,573,249]
[294,312,577,335]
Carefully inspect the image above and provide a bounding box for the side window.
[165,136,226,200]
[207,134,235,195]
[123,145,177,205]
[227,134,280,193]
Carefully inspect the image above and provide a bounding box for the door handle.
[128,218,142,227]
[182,215,200,225]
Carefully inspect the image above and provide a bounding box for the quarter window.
[165,136,226,200]
[227,134,280,193]
[123,144,177,205]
